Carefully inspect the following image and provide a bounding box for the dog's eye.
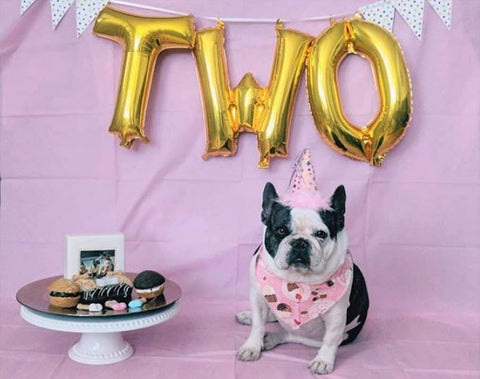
[276,227,287,236]
[315,230,328,239]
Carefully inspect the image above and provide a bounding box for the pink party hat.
[281,149,330,209]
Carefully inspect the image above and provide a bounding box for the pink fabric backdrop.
[1,0,479,378]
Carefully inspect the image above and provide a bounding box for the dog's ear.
[330,185,346,216]
[262,182,279,224]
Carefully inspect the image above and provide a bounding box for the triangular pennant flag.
[50,0,75,29]
[427,0,452,29]
[76,0,108,37]
[359,1,395,32]
[20,0,39,15]
[393,0,425,39]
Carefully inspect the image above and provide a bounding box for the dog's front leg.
[309,297,348,375]
[237,286,269,361]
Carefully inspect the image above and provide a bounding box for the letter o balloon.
[307,18,412,166]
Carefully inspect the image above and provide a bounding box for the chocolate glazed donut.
[79,283,133,305]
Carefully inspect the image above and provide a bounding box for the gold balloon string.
[109,0,353,24]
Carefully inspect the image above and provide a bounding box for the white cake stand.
[20,302,180,365]
[17,275,182,366]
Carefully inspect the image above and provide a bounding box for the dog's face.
[261,183,346,275]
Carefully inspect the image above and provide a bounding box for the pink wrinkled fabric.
[0,0,479,378]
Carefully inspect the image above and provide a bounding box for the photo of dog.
[237,149,369,375]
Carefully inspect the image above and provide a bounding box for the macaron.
[48,278,82,308]
[133,270,166,299]
[128,298,146,309]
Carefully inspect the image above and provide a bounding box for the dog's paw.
[263,331,285,351]
[309,358,334,375]
[237,343,261,361]
[235,311,252,325]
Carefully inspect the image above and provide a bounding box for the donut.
[133,270,166,299]
[72,271,133,291]
[105,271,133,286]
[71,274,97,292]
[48,279,81,308]
[79,283,132,305]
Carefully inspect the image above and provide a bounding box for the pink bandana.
[255,248,353,329]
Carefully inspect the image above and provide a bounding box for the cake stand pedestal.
[20,302,180,365]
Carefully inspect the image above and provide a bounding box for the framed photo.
[65,233,125,279]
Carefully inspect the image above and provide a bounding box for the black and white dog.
[237,182,369,375]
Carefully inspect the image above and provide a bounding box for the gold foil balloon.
[306,17,412,166]
[194,21,313,168]
[93,6,195,148]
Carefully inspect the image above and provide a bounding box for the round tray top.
[16,273,181,318]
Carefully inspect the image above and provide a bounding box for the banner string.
[109,0,353,23]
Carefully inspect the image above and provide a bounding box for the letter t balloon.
[93,5,195,148]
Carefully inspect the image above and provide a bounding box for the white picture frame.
[64,233,125,279]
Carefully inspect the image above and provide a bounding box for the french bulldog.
[236,182,369,375]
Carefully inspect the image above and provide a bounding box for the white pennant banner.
[393,0,425,39]
[76,0,108,36]
[50,0,75,29]
[359,1,395,32]
[427,0,452,29]
[20,0,38,15]
[19,0,454,38]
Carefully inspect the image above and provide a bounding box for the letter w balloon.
[194,22,313,168]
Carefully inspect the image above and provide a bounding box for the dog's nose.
[290,238,309,251]
[288,238,311,268]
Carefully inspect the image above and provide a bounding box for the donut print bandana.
[255,248,353,329]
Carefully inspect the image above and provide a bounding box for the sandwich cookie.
[133,270,166,299]
[48,279,81,308]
